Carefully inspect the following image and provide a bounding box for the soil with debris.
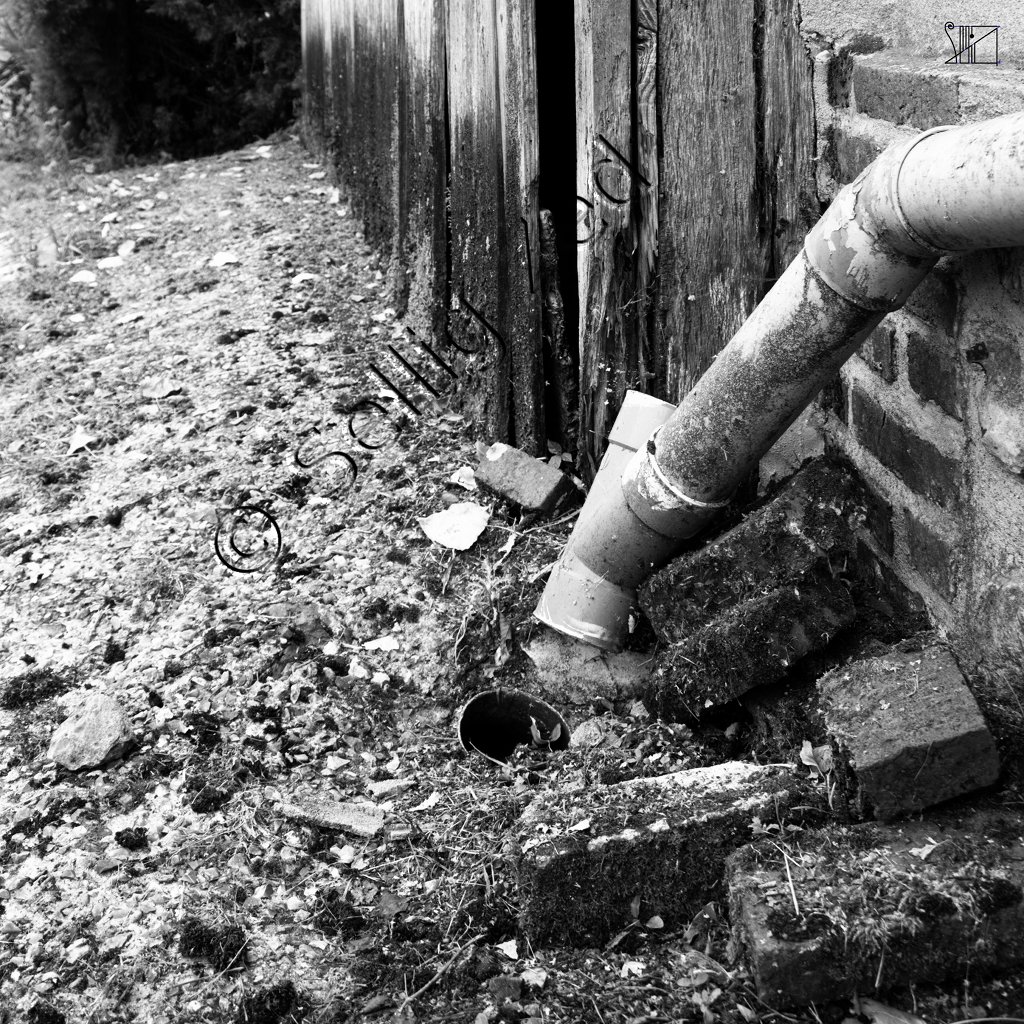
[0,132,1020,1024]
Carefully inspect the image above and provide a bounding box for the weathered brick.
[853,54,959,129]
[906,324,962,420]
[639,458,864,643]
[474,442,574,513]
[728,817,1024,1008]
[906,511,958,601]
[818,374,847,424]
[861,483,894,556]
[852,385,962,507]
[649,572,856,717]
[818,645,999,820]
[514,762,823,948]
[859,322,896,383]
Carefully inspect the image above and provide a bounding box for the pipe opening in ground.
[458,689,571,763]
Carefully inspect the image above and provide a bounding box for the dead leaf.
[908,839,940,861]
[520,967,548,990]
[568,818,591,832]
[853,999,928,1024]
[66,426,98,455]
[363,635,400,652]
[495,939,518,960]
[410,791,440,812]
[69,269,97,285]
[417,502,489,550]
[97,255,123,270]
[209,251,239,268]
[620,960,645,978]
[799,739,833,777]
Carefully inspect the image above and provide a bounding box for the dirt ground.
[0,133,1018,1024]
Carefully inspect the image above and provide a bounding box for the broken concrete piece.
[513,761,823,947]
[639,458,863,643]
[523,633,649,708]
[728,816,1024,1007]
[366,778,416,800]
[474,442,574,513]
[818,645,999,820]
[47,693,134,771]
[648,573,856,718]
[280,796,385,837]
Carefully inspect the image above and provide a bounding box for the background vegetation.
[0,0,300,162]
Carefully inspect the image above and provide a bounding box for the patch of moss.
[0,666,76,710]
[179,916,248,971]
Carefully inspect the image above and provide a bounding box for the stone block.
[649,573,856,718]
[851,385,962,507]
[853,53,959,129]
[47,693,134,771]
[514,762,822,948]
[817,645,998,820]
[474,442,574,513]
[728,816,1024,1007]
[639,458,864,644]
[905,510,958,601]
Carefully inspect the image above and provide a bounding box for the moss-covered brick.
[648,572,856,718]
[514,762,824,948]
[639,457,864,644]
[818,645,998,820]
[728,816,1024,1008]
[860,322,897,384]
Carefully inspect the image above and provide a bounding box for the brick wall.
[800,7,1024,747]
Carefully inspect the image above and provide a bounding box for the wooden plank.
[634,0,658,383]
[496,0,544,452]
[445,0,510,441]
[399,0,447,339]
[301,0,327,151]
[575,0,651,471]
[762,0,816,274]
[657,0,767,397]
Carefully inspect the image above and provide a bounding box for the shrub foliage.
[0,0,300,159]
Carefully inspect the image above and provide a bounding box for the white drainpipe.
[538,111,1024,651]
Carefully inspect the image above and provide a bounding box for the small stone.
[487,975,523,1003]
[281,796,385,837]
[818,644,999,820]
[366,778,415,799]
[47,693,134,771]
[474,442,575,513]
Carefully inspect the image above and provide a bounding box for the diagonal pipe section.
[539,111,1024,651]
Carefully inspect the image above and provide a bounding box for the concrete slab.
[513,761,823,948]
[818,645,999,820]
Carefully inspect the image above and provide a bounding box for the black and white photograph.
[2,1,1024,1021]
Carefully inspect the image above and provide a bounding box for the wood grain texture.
[657,0,767,397]
[497,0,544,452]
[576,0,647,471]
[446,0,510,442]
[762,0,817,274]
[400,0,446,339]
[301,0,327,152]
